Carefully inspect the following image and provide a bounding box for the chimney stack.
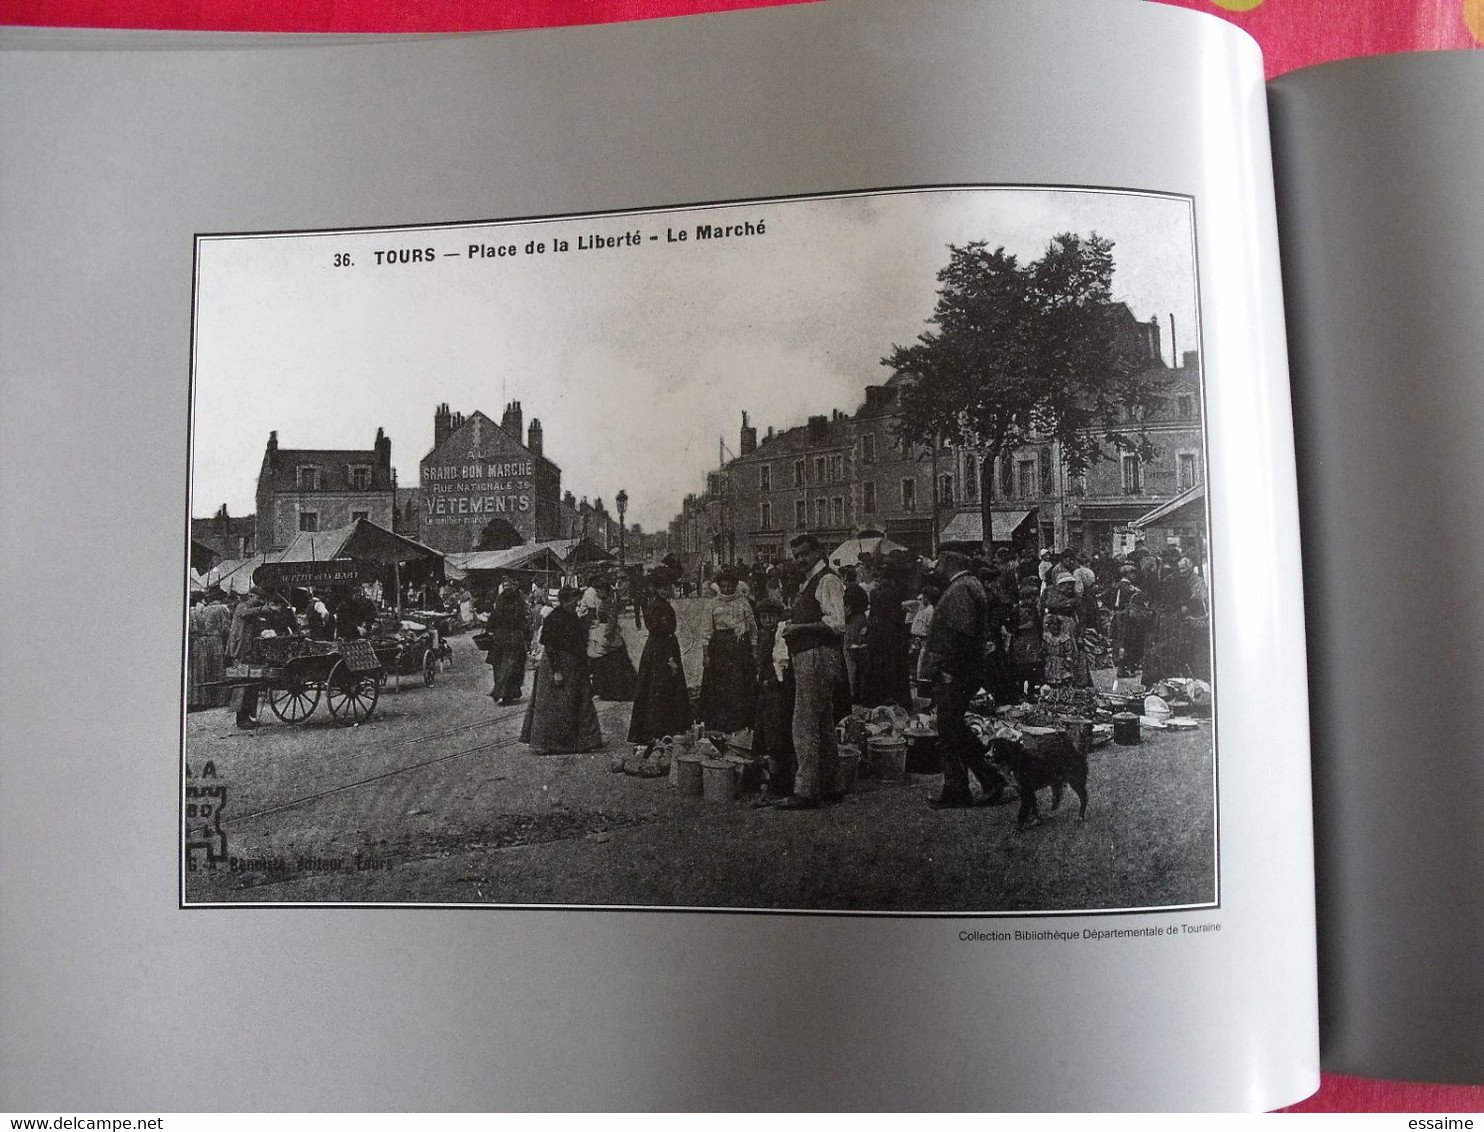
[808,415,828,444]
[374,427,391,467]
[502,400,523,440]
[527,417,544,457]
[740,411,758,456]
[1182,349,1199,371]
[433,403,452,450]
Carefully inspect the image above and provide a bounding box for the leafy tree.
[883,233,1165,485]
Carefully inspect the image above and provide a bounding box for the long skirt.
[1142,611,1192,686]
[858,627,912,710]
[486,628,527,702]
[520,652,603,753]
[1110,608,1150,675]
[1043,633,1091,687]
[590,645,638,702]
[698,630,756,733]
[628,635,692,744]
[753,676,795,796]
[187,632,228,710]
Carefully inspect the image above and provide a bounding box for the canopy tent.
[446,545,568,578]
[829,534,908,567]
[533,537,613,567]
[273,518,443,566]
[201,555,261,595]
[938,508,1036,546]
[1129,483,1206,530]
[190,538,222,573]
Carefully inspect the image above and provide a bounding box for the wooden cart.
[222,636,384,726]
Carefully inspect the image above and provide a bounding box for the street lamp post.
[615,489,628,568]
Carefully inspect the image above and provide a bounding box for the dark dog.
[988,732,1089,829]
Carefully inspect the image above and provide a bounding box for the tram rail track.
[221,700,632,828]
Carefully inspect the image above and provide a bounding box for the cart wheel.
[422,649,437,686]
[267,681,320,724]
[326,659,379,725]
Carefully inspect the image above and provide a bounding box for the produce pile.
[616,726,754,783]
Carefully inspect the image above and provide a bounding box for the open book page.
[0,0,1314,1110]
[1268,50,1484,1085]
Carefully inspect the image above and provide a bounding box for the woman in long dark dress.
[521,586,604,753]
[627,572,692,744]
[485,580,530,705]
[697,567,758,733]
[1142,560,1204,685]
[751,595,795,800]
[857,575,913,710]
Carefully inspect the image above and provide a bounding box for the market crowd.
[481,535,1211,812]
[187,582,422,728]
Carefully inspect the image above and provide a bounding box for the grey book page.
[1269,51,1484,1085]
[1,0,1316,1110]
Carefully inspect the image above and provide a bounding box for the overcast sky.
[192,187,1198,532]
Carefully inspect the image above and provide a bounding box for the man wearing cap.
[921,550,1006,808]
[774,532,848,809]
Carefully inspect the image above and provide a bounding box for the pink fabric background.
[1,0,1479,1113]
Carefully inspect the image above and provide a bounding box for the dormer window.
[296,465,321,490]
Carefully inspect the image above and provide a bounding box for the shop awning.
[1129,483,1206,530]
[1077,501,1159,524]
[938,509,1035,545]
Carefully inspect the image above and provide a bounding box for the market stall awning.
[446,545,569,574]
[830,534,908,567]
[275,518,443,566]
[938,508,1035,545]
[203,555,262,595]
[190,538,221,572]
[533,537,613,566]
[1129,482,1206,530]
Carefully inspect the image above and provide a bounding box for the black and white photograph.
[183,186,1217,914]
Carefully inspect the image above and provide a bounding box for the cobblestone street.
[185,611,1216,913]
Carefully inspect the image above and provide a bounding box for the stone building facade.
[670,379,943,567]
[254,428,396,553]
[936,346,1206,555]
[672,306,1206,565]
[415,401,562,554]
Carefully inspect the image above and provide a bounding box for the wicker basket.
[246,635,333,666]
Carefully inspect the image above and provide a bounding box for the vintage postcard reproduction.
[184,186,1215,915]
